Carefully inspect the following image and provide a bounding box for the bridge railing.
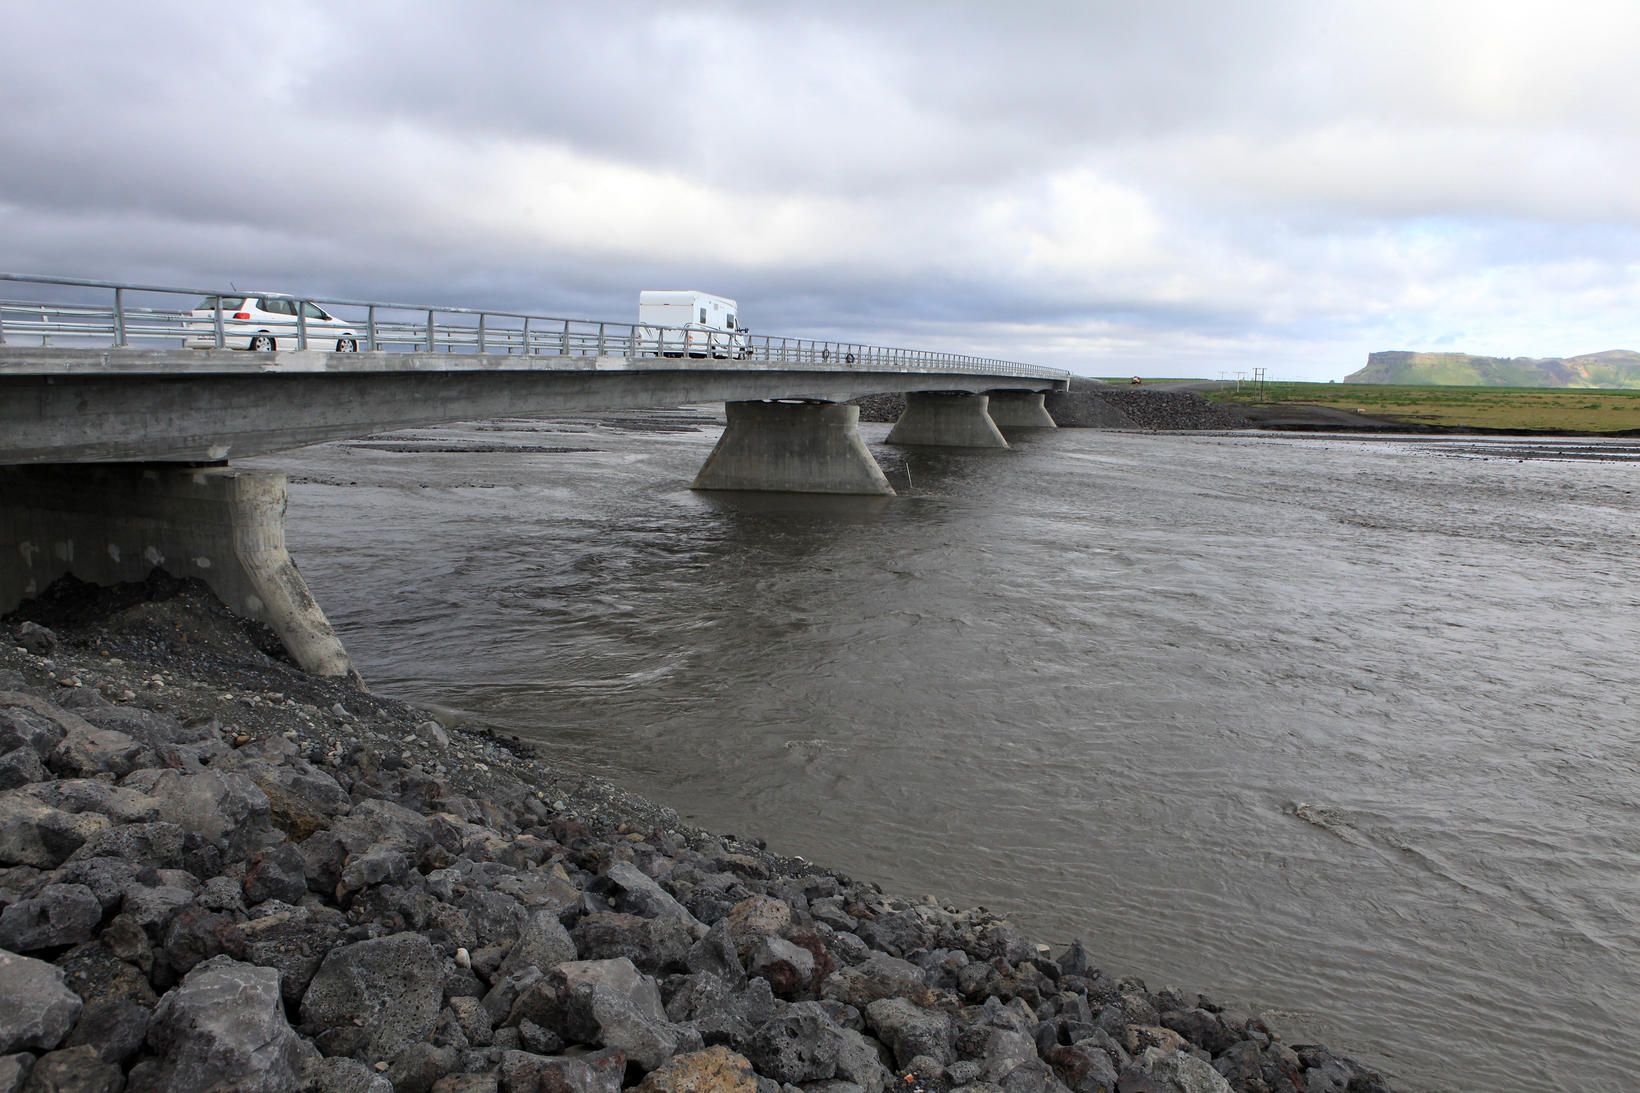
[0,273,1066,381]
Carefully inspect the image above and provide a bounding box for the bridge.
[1,274,1072,682]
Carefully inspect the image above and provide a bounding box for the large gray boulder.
[1045,1042,1121,1093]
[822,954,932,1009]
[980,1027,1041,1082]
[228,906,344,1008]
[599,863,703,931]
[571,911,696,976]
[120,882,196,941]
[1120,1046,1233,1093]
[63,998,150,1066]
[121,768,273,856]
[663,973,777,1048]
[0,950,82,1053]
[300,931,444,1061]
[299,801,432,895]
[0,797,110,869]
[71,703,213,755]
[833,1026,893,1093]
[20,779,160,825]
[451,887,526,953]
[864,997,955,1068]
[0,701,66,757]
[498,909,577,978]
[144,956,306,1092]
[335,842,412,900]
[0,882,101,951]
[66,821,185,870]
[218,753,352,842]
[682,920,746,988]
[0,747,49,792]
[512,957,701,1071]
[241,842,308,906]
[423,859,578,918]
[48,720,155,779]
[743,1002,847,1084]
[1159,1008,1238,1057]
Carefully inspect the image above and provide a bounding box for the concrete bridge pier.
[0,464,358,682]
[986,390,1057,429]
[692,400,895,495]
[886,392,1010,448]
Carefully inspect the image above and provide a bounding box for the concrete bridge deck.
[0,346,1065,464]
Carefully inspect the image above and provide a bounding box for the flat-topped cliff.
[1346,349,1640,387]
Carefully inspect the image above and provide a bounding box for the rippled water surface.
[252,417,1640,1093]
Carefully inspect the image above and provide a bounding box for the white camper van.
[637,290,749,358]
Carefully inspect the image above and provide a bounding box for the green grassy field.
[1200,381,1640,433]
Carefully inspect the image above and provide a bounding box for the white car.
[185,294,361,351]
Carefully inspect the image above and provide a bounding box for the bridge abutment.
[692,400,894,495]
[0,464,357,682]
[986,390,1057,429]
[886,392,1010,448]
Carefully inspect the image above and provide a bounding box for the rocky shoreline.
[0,578,1395,1093]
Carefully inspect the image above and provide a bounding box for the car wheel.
[249,334,276,352]
[336,338,359,352]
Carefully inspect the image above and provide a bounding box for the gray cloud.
[5,0,1640,377]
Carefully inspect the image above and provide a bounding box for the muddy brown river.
[251,419,1640,1093]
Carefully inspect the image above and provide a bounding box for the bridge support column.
[886,392,1009,448]
[692,401,894,495]
[986,390,1057,429]
[0,464,357,682]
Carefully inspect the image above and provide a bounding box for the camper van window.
[728,314,735,328]
[699,308,707,324]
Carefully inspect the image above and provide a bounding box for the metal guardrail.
[0,274,1066,381]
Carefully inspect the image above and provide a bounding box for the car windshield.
[194,296,244,311]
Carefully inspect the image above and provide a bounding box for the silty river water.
[249,414,1640,1093]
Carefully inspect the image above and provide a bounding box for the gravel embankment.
[1044,389,1249,430]
[854,389,1248,431]
[851,394,910,424]
[0,578,1394,1092]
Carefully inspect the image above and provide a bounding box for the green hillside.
[1346,350,1640,388]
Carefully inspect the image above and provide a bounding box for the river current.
[250,415,1640,1093]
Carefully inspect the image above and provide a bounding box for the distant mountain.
[1346,350,1640,388]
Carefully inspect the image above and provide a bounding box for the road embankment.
[0,577,1396,1092]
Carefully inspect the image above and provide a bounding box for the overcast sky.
[4,0,1637,379]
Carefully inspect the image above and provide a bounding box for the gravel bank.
[851,394,910,424]
[853,389,1248,431]
[0,578,1395,1093]
[1044,389,1249,430]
